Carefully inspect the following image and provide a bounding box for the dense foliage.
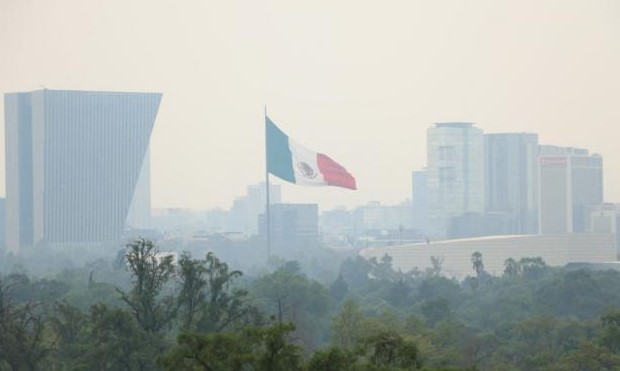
[2,239,620,370]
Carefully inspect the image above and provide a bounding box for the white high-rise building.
[427,123,484,239]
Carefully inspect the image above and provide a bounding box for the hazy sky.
[1,0,619,211]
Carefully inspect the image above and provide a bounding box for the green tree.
[82,303,160,371]
[550,341,620,371]
[470,252,485,290]
[332,299,364,349]
[0,279,47,371]
[176,252,207,331]
[159,330,255,370]
[370,254,397,282]
[340,256,373,290]
[361,331,422,370]
[160,322,301,371]
[253,322,302,371]
[503,258,521,277]
[196,252,253,332]
[425,256,444,277]
[471,252,484,279]
[306,346,360,371]
[601,309,620,353]
[519,257,548,279]
[330,274,349,302]
[253,269,330,350]
[48,301,89,370]
[117,238,177,333]
[421,298,451,327]
[177,251,257,333]
[387,279,411,307]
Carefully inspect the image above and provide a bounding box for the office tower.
[538,147,603,234]
[229,182,281,236]
[427,123,484,239]
[259,203,319,254]
[484,133,539,234]
[5,89,161,252]
[411,170,428,234]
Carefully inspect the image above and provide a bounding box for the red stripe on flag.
[317,153,357,190]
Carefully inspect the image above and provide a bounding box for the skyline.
[2,0,619,210]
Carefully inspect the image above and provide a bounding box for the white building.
[427,123,484,239]
[360,234,616,280]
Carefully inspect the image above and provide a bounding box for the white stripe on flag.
[289,139,327,186]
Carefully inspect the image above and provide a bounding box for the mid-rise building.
[538,147,603,234]
[356,201,413,231]
[229,182,281,236]
[260,203,319,256]
[427,123,484,239]
[4,89,161,251]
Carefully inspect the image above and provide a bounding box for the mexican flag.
[266,116,356,190]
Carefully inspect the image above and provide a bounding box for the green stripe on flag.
[266,117,295,183]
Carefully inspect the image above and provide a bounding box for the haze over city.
[1,0,619,210]
[6,2,620,370]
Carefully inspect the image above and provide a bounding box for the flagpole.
[264,106,271,261]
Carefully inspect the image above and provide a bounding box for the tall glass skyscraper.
[484,133,539,234]
[4,89,161,252]
[427,123,484,239]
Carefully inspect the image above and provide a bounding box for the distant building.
[150,208,207,234]
[411,170,428,234]
[539,145,589,156]
[0,198,5,253]
[427,123,484,239]
[448,212,510,239]
[538,148,603,234]
[584,203,618,235]
[360,234,616,280]
[229,182,281,236]
[320,207,356,246]
[203,208,230,234]
[484,133,539,234]
[357,201,413,231]
[4,89,161,252]
[260,203,319,255]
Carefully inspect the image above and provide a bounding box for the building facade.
[229,182,281,236]
[427,123,484,239]
[484,133,539,234]
[5,89,161,252]
[538,148,603,234]
[259,203,319,256]
[411,169,428,234]
[360,234,616,280]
